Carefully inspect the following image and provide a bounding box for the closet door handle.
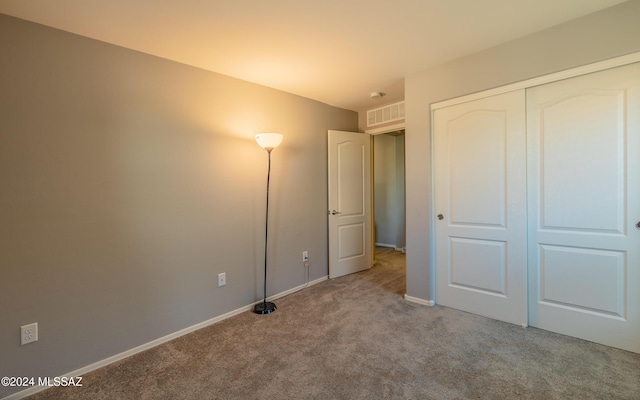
[636,221,640,230]
[437,214,444,220]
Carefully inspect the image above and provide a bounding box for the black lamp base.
[253,301,277,315]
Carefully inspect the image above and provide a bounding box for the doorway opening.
[373,130,406,254]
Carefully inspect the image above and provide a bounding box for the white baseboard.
[374,243,406,253]
[404,294,435,307]
[3,275,329,400]
[266,275,327,300]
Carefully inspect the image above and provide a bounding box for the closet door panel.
[434,90,527,326]
[527,63,640,353]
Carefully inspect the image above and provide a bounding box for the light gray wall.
[374,134,394,246]
[373,134,405,249]
[0,14,357,398]
[405,0,640,301]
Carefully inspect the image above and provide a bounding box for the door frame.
[431,52,640,112]
[429,51,640,311]
[327,124,407,278]
[366,124,407,259]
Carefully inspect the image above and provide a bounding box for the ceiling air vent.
[367,101,405,127]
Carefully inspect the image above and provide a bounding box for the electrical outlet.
[21,323,38,345]
[218,272,226,287]
[302,251,309,262]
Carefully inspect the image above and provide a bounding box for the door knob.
[636,221,640,229]
[331,210,342,215]
[437,214,444,220]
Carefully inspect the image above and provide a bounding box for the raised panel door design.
[434,90,527,326]
[540,90,625,233]
[337,141,365,217]
[449,111,506,228]
[337,223,365,260]
[539,245,626,318]
[328,130,371,279]
[449,238,507,296]
[528,63,639,353]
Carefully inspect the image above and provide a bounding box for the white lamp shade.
[255,133,283,152]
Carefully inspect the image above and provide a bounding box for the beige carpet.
[27,248,640,399]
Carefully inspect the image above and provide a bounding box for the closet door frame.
[429,51,640,332]
[431,52,640,112]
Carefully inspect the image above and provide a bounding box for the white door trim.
[431,51,640,111]
[365,122,405,135]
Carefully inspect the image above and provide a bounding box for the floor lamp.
[254,133,283,315]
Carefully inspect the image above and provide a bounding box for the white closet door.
[527,63,640,353]
[434,90,527,326]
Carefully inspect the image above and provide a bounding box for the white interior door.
[527,63,640,353]
[328,130,372,279]
[434,90,528,326]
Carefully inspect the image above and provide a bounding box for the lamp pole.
[254,133,282,315]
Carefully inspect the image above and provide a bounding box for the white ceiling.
[0,0,627,111]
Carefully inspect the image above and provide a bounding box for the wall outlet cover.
[21,322,38,345]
